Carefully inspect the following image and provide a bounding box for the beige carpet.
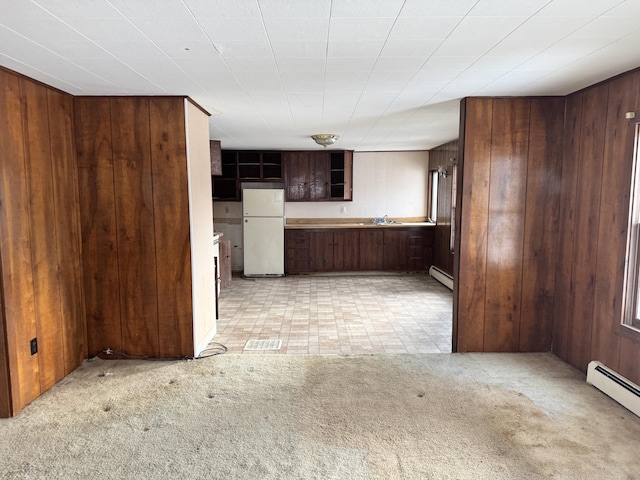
[1,353,639,479]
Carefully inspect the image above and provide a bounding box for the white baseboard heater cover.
[586,361,640,418]
[429,266,453,290]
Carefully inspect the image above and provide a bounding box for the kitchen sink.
[358,221,402,225]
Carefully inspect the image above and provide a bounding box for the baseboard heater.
[429,266,453,290]
[587,361,640,418]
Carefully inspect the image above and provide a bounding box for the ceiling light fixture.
[311,134,340,147]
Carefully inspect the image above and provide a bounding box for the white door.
[243,217,284,276]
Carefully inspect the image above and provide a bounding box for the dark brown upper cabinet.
[212,150,283,201]
[284,150,352,202]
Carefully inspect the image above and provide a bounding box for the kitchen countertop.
[285,220,435,229]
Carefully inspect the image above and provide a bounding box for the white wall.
[212,150,429,270]
[185,100,217,356]
[287,151,429,218]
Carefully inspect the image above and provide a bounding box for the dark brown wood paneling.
[618,336,640,384]
[519,98,564,352]
[110,98,159,357]
[47,89,86,373]
[591,73,640,371]
[149,97,193,357]
[456,98,492,352]
[0,70,40,412]
[429,140,458,276]
[334,230,359,271]
[484,98,530,352]
[553,93,583,361]
[566,85,609,371]
[456,97,564,354]
[0,291,10,417]
[20,78,65,391]
[75,97,123,357]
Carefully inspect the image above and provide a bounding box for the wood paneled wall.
[454,97,564,353]
[429,140,458,276]
[74,97,195,359]
[0,69,85,416]
[554,69,640,384]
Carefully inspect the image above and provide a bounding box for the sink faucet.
[383,215,389,223]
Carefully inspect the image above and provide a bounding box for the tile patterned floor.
[210,273,453,355]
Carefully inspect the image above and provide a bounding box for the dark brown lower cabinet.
[310,231,334,271]
[334,230,360,271]
[359,230,384,270]
[285,227,434,273]
[285,230,310,274]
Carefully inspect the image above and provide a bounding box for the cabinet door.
[210,140,221,175]
[359,230,384,270]
[383,230,410,270]
[334,230,360,271]
[309,231,334,271]
[284,152,310,201]
[285,230,310,273]
[407,228,434,270]
[310,152,330,200]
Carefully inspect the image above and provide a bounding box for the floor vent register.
[244,339,282,351]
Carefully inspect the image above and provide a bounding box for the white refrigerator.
[243,188,285,277]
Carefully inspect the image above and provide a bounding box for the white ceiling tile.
[331,0,404,17]
[379,39,440,57]
[107,0,192,18]
[400,0,477,17]
[604,1,640,17]
[468,0,551,16]
[374,56,427,71]
[4,0,640,150]
[418,56,477,74]
[324,70,370,91]
[62,18,166,57]
[402,80,449,94]
[538,0,623,16]
[570,16,640,40]
[215,41,273,58]
[281,71,324,93]
[126,17,210,44]
[184,0,261,17]
[224,57,278,73]
[0,51,92,93]
[158,41,222,59]
[263,17,329,41]
[271,40,327,58]
[197,16,267,42]
[327,39,386,58]
[234,71,283,91]
[258,0,331,18]
[32,0,121,18]
[387,17,461,40]
[329,17,396,41]
[276,57,326,73]
[325,57,377,72]
[446,16,529,42]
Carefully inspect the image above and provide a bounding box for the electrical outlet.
[225,206,230,214]
[30,338,38,355]
[340,205,347,214]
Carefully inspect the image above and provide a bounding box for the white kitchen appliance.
[243,188,285,277]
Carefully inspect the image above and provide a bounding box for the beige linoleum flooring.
[211,273,453,354]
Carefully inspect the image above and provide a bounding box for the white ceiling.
[2,0,640,151]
